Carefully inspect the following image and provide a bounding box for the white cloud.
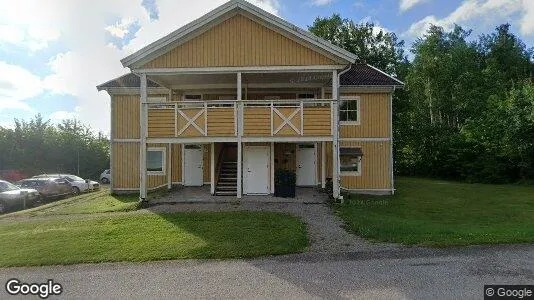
[49,109,80,122]
[400,0,427,12]
[105,18,136,39]
[406,0,527,37]
[310,0,334,6]
[0,0,280,134]
[520,0,534,35]
[0,61,42,111]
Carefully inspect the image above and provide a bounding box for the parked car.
[19,178,72,200]
[100,169,110,184]
[0,180,41,213]
[33,174,99,194]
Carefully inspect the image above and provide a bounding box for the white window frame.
[340,153,362,176]
[339,96,361,125]
[147,147,166,176]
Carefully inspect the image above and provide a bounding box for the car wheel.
[101,177,109,184]
[0,202,6,214]
[72,187,80,195]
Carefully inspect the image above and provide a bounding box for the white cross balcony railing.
[145,99,334,138]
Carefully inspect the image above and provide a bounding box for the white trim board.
[136,65,345,75]
[121,0,356,68]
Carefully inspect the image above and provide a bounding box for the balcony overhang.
[143,69,336,90]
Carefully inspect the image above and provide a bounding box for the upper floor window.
[339,96,360,125]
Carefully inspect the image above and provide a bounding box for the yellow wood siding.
[274,143,296,171]
[171,144,182,183]
[112,142,139,189]
[303,107,331,136]
[323,141,391,189]
[113,95,140,139]
[207,108,235,136]
[340,93,390,138]
[148,109,174,137]
[244,107,270,136]
[112,142,169,189]
[142,15,337,68]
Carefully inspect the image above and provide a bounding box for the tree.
[308,14,406,74]
[0,115,109,180]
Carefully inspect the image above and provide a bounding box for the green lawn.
[336,177,534,247]
[0,211,308,267]
[2,188,168,217]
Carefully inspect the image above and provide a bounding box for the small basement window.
[339,147,363,176]
[339,96,360,124]
[147,147,166,175]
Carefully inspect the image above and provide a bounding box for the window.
[147,147,166,175]
[339,97,360,124]
[339,147,363,176]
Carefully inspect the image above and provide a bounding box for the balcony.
[146,99,333,139]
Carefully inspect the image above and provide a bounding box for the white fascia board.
[135,65,345,75]
[121,0,357,69]
[104,87,169,95]
[366,64,405,86]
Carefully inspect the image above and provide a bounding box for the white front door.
[296,144,316,186]
[184,145,203,186]
[243,146,270,195]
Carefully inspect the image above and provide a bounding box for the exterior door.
[243,146,270,195]
[184,145,203,186]
[296,144,316,186]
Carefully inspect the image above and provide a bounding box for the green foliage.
[309,15,534,183]
[308,14,406,74]
[0,114,109,180]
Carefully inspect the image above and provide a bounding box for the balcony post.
[139,73,148,201]
[237,72,243,199]
[332,70,340,199]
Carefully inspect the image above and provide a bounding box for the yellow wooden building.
[97,0,403,199]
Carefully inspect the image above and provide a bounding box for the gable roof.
[340,64,404,86]
[96,73,160,91]
[121,0,358,69]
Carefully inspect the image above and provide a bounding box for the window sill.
[147,171,166,176]
[340,121,361,126]
[340,172,361,177]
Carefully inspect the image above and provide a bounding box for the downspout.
[335,65,352,201]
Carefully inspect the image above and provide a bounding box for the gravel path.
[149,201,401,253]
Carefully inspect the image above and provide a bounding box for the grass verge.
[336,177,534,247]
[0,211,308,267]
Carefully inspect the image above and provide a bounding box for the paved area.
[1,245,533,299]
[153,186,328,204]
[150,187,400,253]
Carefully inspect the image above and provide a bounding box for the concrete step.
[215,191,237,196]
[217,181,236,186]
[216,186,237,191]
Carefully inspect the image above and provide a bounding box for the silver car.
[0,180,40,213]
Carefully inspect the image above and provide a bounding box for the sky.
[0,0,533,135]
